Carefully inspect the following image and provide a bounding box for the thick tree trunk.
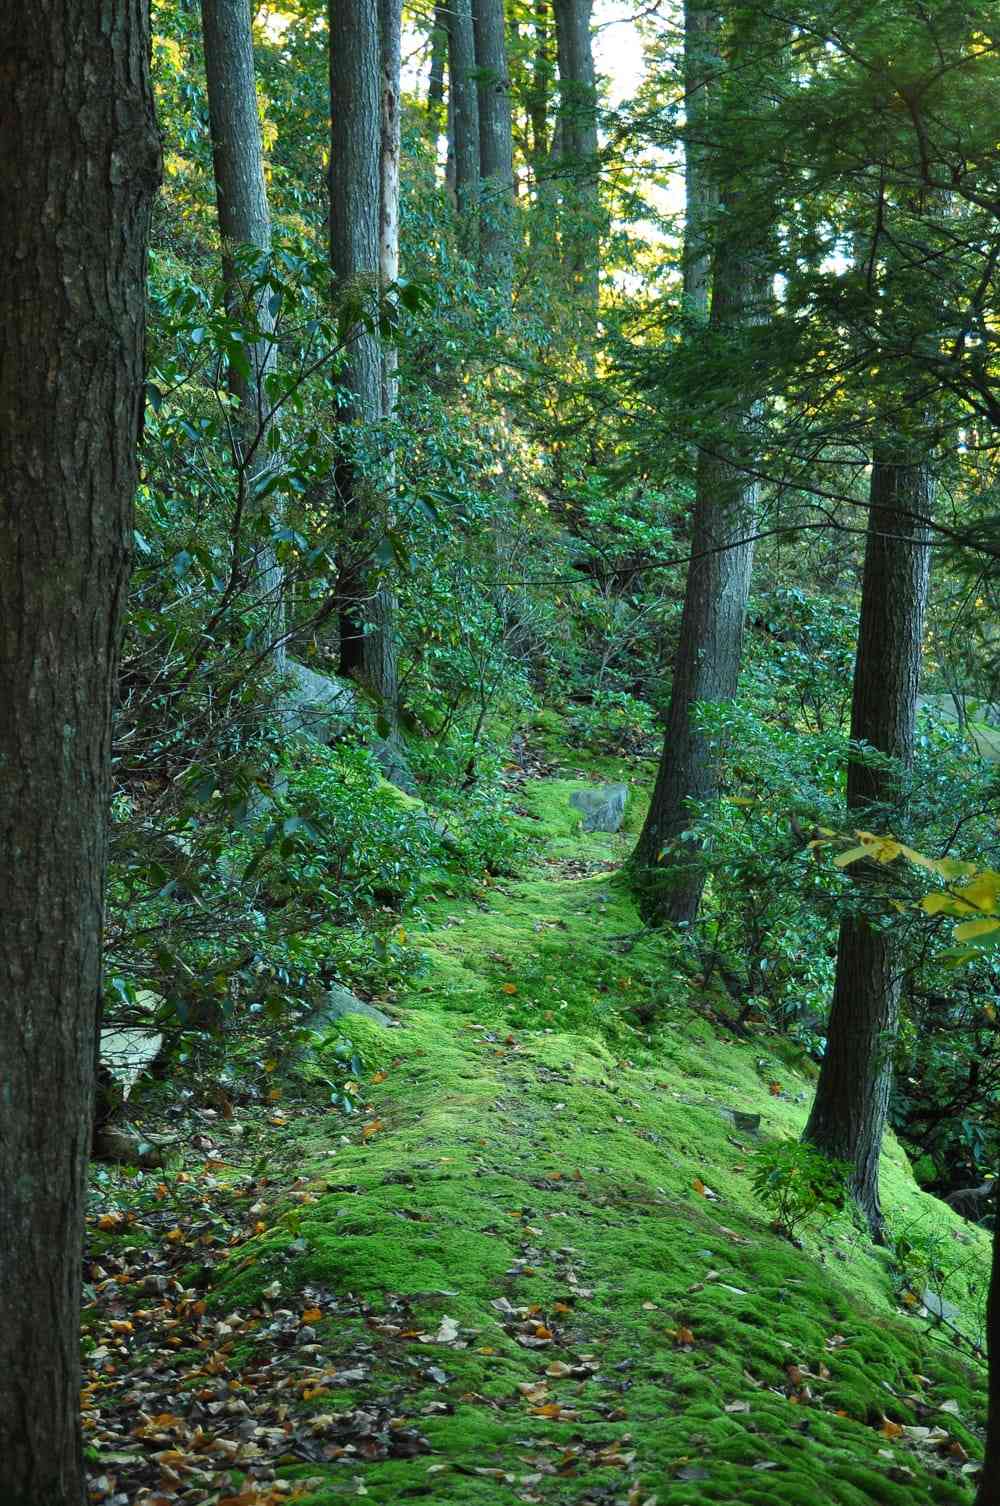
[552,0,599,304]
[0,6,159,1503]
[448,0,481,236]
[474,0,515,297]
[329,0,398,711]
[977,1182,1000,1505]
[804,454,932,1240]
[201,0,284,670]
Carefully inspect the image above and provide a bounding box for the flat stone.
[569,784,628,833]
[306,984,395,1031]
[922,1288,960,1324]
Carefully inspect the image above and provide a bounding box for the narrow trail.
[86,770,988,1506]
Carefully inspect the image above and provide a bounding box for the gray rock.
[371,734,418,796]
[274,660,358,746]
[306,984,395,1031]
[569,784,628,833]
[922,1287,960,1324]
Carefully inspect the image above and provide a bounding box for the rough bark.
[201,0,284,670]
[804,455,932,1239]
[329,0,398,711]
[682,4,719,310]
[0,5,160,1503]
[552,0,599,304]
[631,5,763,926]
[448,0,481,238]
[630,240,763,924]
[474,0,515,296]
[977,1182,1000,1506]
[427,0,448,131]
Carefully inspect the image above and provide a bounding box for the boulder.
[371,734,418,796]
[922,1288,960,1324]
[570,784,628,833]
[274,660,358,746]
[305,984,395,1032]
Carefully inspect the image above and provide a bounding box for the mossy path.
[89,764,991,1505]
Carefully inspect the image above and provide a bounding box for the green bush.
[751,1140,851,1240]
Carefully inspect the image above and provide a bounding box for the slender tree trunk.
[630,268,763,924]
[474,0,515,297]
[448,0,481,238]
[804,455,932,1240]
[977,1181,1000,1505]
[0,6,159,1503]
[201,0,284,670]
[632,5,765,926]
[682,4,719,310]
[427,0,448,132]
[329,0,398,711]
[552,0,600,304]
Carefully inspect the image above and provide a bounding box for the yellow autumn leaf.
[954,871,1000,914]
[953,917,1000,943]
[833,845,869,868]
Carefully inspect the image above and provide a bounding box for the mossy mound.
[201,765,987,1503]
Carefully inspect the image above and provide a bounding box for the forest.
[3,0,1000,1502]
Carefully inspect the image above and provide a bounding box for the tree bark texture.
[201,0,284,669]
[682,4,719,311]
[427,0,447,131]
[0,5,160,1503]
[804,454,932,1239]
[552,0,599,304]
[473,0,515,296]
[977,1181,1000,1506]
[329,0,398,710]
[632,88,765,928]
[448,0,481,235]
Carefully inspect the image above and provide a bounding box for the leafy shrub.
[750,1140,851,1240]
[567,689,658,756]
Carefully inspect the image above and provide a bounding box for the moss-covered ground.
[88,733,991,1504]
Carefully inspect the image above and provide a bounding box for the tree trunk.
[0,6,159,1503]
[631,6,764,927]
[804,454,932,1240]
[474,0,515,297]
[977,1181,1000,1505]
[201,0,284,670]
[448,0,481,237]
[329,0,398,711]
[551,0,599,304]
[682,4,719,311]
[427,0,448,132]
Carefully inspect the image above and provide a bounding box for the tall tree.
[804,456,933,1239]
[426,0,448,133]
[329,0,398,711]
[201,0,284,669]
[632,4,767,926]
[551,0,599,303]
[0,4,159,1502]
[474,0,515,296]
[448,0,481,235]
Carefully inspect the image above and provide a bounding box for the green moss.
[201,765,987,1504]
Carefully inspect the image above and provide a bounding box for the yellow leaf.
[301,1307,322,1324]
[956,871,1000,914]
[833,846,869,869]
[501,983,518,995]
[953,917,1000,943]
